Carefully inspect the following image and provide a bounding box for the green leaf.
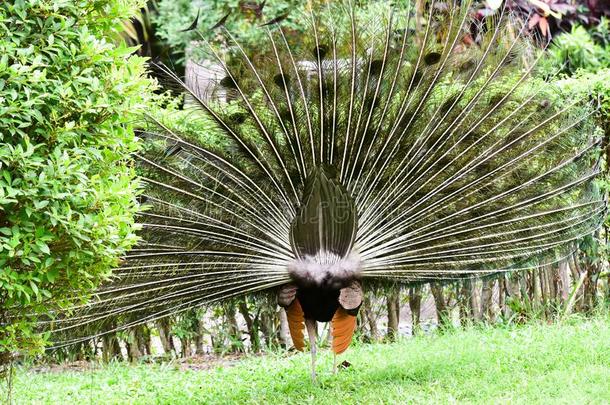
[46,267,59,283]
[35,241,50,255]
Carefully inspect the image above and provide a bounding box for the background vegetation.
[0,0,156,371]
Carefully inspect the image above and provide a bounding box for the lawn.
[9,316,610,404]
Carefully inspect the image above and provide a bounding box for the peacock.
[44,1,604,380]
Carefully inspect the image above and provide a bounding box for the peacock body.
[46,1,604,379]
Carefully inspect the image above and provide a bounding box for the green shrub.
[0,0,155,361]
[543,21,610,269]
[545,24,610,75]
[555,68,610,117]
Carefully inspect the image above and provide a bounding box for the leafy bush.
[544,21,610,75]
[541,19,610,146]
[0,0,155,361]
[544,21,610,161]
[554,68,610,184]
[556,68,610,117]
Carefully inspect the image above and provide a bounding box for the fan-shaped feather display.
[44,1,604,379]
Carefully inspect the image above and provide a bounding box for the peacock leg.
[305,318,317,382]
[333,352,337,374]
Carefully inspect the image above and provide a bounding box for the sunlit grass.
[10,316,610,404]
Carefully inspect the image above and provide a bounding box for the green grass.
[9,317,610,404]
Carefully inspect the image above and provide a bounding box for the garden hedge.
[0,0,154,363]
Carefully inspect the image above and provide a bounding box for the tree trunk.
[430,283,451,329]
[238,298,260,352]
[606,273,610,302]
[408,286,422,334]
[386,290,400,341]
[498,276,509,318]
[532,269,543,315]
[102,333,123,363]
[138,325,151,356]
[458,280,473,325]
[224,302,242,352]
[570,254,585,312]
[539,267,549,313]
[155,318,175,356]
[127,328,143,362]
[361,296,379,341]
[519,273,529,303]
[582,263,600,313]
[505,273,522,301]
[259,309,276,349]
[548,266,558,303]
[415,0,425,34]
[480,279,494,323]
[470,280,482,322]
[194,318,206,355]
[540,265,556,317]
[180,337,192,358]
[558,261,571,303]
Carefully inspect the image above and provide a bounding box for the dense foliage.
[153,0,410,64]
[0,0,155,361]
[546,20,610,75]
[545,20,610,227]
[154,0,307,63]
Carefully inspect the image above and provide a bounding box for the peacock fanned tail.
[44,1,604,346]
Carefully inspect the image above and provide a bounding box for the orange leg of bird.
[305,318,317,382]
